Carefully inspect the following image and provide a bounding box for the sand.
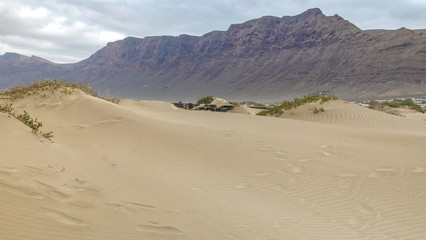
[1,90,426,239]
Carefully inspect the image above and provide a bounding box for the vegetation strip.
[257,94,338,116]
[0,79,121,139]
[369,99,425,113]
[0,79,120,103]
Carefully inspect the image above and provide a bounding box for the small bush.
[387,99,424,113]
[101,95,120,104]
[42,131,54,139]
[369,99,425,113]
[311,107,325,114]
[16,111,43,134]
[257,94,337,116]
[196,96,214,105]
[368,101,383,110]
[320,94,338,104]
[0,103,13,113]
[257,105,283,116]
[14,110,54,139]
[242,101,267,108]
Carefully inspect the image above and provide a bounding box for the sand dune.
[280,100,426,132]
[1,90,426,239]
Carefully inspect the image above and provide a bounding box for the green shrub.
[0,103,13,113]
[242,101,267,108]
[42,131,54,139]
[369,101,385,110]
[257,94,337,116]
[319,94,338,104]
[16,111,43,134]
[257,105,284,116]
[311,106,325,114]
[14,110,54,139]
[370,99,425,113]
[386,99,424,113]
[196,96,214,105]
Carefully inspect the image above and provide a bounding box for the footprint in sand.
[71,124,89,129]
[0,181,46,199]
[289,166,304,173]
[275,150,288,156]
[286,163,305,173]
[273,151,288,161]
[234,182,253,190]
[43,208,87,227]
[67,178,100,194]
[254,171,273,177]
[125,202,159,211]
[320,144,333,149]
[106,202,159,214]
[298,158,313,162]
[322,151,332,157]
[105,203,134,214]
[276,163,305,174]
[413,167,426,173]
[96,118,124,125]
[368,168,399,178]
[136,222,183,235]
[274,157,288,161]
[0,167,20,173]
[33,180,70,200]
[0,168,21,182]
[319,143,340,157]
[258,147,274,152]
[66,200,95,208]
[338,173,358,178]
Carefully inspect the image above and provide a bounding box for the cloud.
[1,0,426,63]
[0,0,125,63]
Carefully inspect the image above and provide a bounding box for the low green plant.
[387,99,424,113]
[369,99,425,113]
[311,106,325,114]
[0,103,13,113]
[196,96,214,105]
[242,101,267,108]
[257,94,338,116]
[320,94,338,104]
[60,87,73,95]
[100,95,120,104]
[42,131,54,139]
[16,111,43,134]
[2,107,54,139]
[257,105,283,116]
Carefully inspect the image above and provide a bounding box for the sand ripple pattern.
[281,100,426,132]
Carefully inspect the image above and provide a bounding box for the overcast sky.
[1,0,426,63]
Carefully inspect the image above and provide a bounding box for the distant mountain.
[1,8,426,102]
[0,53,71,88]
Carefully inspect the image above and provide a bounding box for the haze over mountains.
[1,8,426,102]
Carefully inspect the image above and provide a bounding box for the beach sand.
[1,90,426,239]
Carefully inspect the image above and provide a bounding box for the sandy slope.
[1,91,426,239]
[280,100,426,132]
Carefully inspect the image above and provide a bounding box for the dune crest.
[280,100,426,132]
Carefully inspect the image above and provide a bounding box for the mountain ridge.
[1,8,426,102]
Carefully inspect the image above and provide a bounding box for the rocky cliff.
[1,8,426,102]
